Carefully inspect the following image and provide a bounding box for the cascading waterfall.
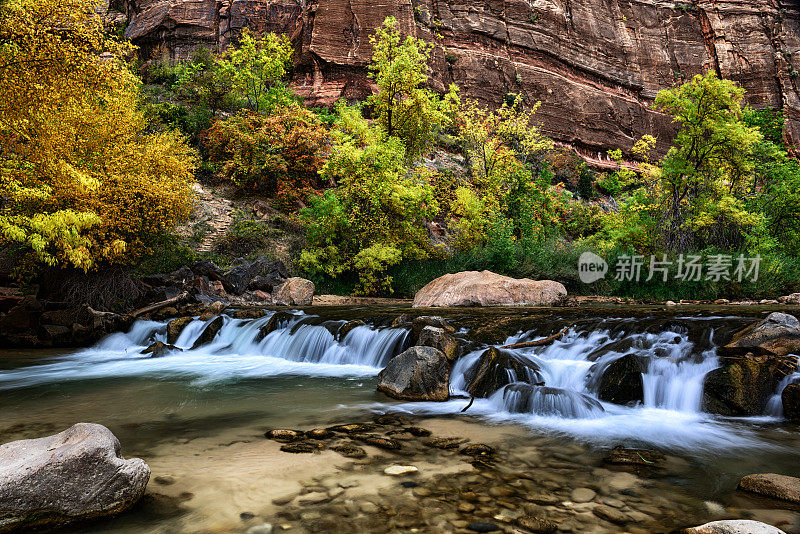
[0,311,408,390]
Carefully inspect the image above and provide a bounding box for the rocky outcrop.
[465,347,542,397]
[191,315,225,348]
[684,520,787,534]
[596,353,646,405]
[119,0,800,157]
[377,346,450,401]
[703,313,800,416]
[783,383,800,422]
[273,277,315,306]
[166,316,194,344]
[0,423,150,532]
[738,473,800,504]
[413,271,566,307]
[721,312,800,358]
[0,296,129,348]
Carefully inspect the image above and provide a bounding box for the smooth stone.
[593,504,629,524]
[739,473,800,503]
[571,488,596,503]
[359,501,380,513]
[384,465,418,476]
[467,521,501,532]
[246,524,274,534]
[271,491,299,505]
[684,520,787,534]
[516,515,558,533]
[298,491,329,505]
[458,502,476,512]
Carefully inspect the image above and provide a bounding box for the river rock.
[684,520,787,534]
[142,340,180,358]
[191,316,224,349]
[384,465,418,476]
[779,293,800,305]
[377,346,450,401]
[516,515,557,533]
[721,313,800,357]
[337,320,365,341]
[465,347,542,397]
[199,300,227,321]
[782,384,800,422]
[255,311,292,342]
[571,488,596,503]
[0,423,150,532]
[410,316,455,341]
[273,277,315,306]
[596,354,646,405]
[166,316,193,344]
[738,473,800,503]
[413,270,566,307]
[702,353,793,416]
[416,326,459,361]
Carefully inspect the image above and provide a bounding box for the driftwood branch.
[461,397,475,412]
[500,327,569,350]
[130,291,190,319]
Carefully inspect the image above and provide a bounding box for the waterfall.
[0,311,408,390]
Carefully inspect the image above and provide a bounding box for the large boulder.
[595,354,646,405]
[702,354,795,416]
[0,423,150,532]
[377,346,450,401]
[412,270,566,307]
[224,257,288,295]
[273,277,315,306]
[416,326,460,361]
[166,316,194,345]
[738,473,800,504]
[465,347,542,398]
[721,312,800,358]
[684,520,787,534]
[783,384,800,422]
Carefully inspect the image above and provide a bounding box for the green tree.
[299,102,438,294]
[217,30,294,113]
[654,71,763,250]
[368,17,457,158]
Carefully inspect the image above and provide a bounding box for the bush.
[214,210,273,256]
[206,106,330,209]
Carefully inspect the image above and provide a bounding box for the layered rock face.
[117,0,800,155]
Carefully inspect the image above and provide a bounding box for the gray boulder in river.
[377,346,450,401]
[0,423,150,532]
[684,520,786,533]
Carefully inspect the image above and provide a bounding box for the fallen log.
[500,327,569,350]
[129,291,190,319]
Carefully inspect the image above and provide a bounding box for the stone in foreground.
[0,423,150,532]
[413,270,566,307]
[377,346,450,401]
[383,465,418,476]
[273,277,315,306]
[684,520,786,533]
[738,473,800,504]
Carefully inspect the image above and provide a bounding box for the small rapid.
[0,312,408,390]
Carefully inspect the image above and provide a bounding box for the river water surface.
[1,306,799,533]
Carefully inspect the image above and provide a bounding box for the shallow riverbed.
[1,305,799,533]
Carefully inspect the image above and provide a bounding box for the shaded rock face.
[783,383,800,423]
[465,346,542,398]
[120,0,800,157]
[0,423,150,532]
[594,353,646,406]
[377,346,450,401]
[704,313,800,416]
[273,277,315,306]
[416,325,460,361]
[738,473,800,504]
[684,520,787,534]
[413,271,566,307]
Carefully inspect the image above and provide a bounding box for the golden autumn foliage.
[0,0,196,271]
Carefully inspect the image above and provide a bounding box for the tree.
[0,0,196,271]
[206,105,330,210]
[299,102,438,294]
[654,71,763,251]
[368,17,458,158]
[217,30,294,114]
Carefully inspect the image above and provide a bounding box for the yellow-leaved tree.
[0,0,196,272]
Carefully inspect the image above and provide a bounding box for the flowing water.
[1,306,799,533]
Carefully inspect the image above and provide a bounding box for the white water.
[0,312,407,390]
[0,312,791,451]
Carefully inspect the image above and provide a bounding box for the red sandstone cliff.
[117,0,800,155]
